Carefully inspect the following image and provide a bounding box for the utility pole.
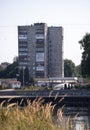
[23,67,25,87]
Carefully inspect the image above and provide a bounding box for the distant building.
[9,81,21,89]
[0,78,21,88]
[18,23,64,78]
[0,62,10,70]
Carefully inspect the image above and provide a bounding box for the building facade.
[18,23,64,78]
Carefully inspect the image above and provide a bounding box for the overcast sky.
[0,0,90,65]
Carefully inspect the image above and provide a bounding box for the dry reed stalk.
[59,94,67,103]
[74,112,79,120]
[57,109,63,121]
[7,103,17,109]
[7,97,14,103]
[81,123,86,130]
[0,100,6,107]
[49,90,53,97]
[43,102,53,119]
[35,97,44,105]
[20,98,24,105]
[0,98,75,130]
[67,116,73,130]
[54,92,59,100]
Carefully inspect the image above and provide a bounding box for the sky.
[0,0,90,65]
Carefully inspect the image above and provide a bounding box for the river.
[54,107,90,130]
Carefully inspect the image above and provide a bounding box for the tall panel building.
[18,23,64,78]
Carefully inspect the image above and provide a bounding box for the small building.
[0,62,10,69]
[9,81,21,89]
[0,78,21,89]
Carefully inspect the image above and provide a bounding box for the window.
[19,41,27,47]
[19,34,27,40]
[19,48,28,51]
[36,39,44,48]
[36,29,44,34]
[36,52,44,62]
[36,63,44,71]
[19,62,28,65]
[19,52,27,56]
[36,48,44,52]
[36,34,44,39]
[36,66,44,71]
[36,39,44,44]
[19,56,27,61]
[36,71,44,78]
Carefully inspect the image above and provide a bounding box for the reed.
[0,98,77,130]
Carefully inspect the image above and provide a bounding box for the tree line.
[79,33,90,77]
[65,33,90,78]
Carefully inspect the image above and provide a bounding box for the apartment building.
[18,23,64,78]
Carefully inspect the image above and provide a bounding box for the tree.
[24,67,29,85]
[76,65,82,77]
[18,69,23,85]
[64,59,76,77]
[79,33,90,77]
[0,60,18,78]
[0,56,34,86]
[13,56,18,62]
[18,67,34,86]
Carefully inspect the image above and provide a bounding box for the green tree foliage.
[0,61,18,78]
[79,33,90,77]
[18,67,31,86]
[76,65,82,77]
[64,59,76,77]
[24,67,29,85]
[0,57,34,86]
[18,67,34,86]
[18,68,23,84]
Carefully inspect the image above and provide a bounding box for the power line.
[0,23,90,28]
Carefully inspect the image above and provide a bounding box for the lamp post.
[23,67,25,87]
[48,75,50,87]
[16,74,19,80]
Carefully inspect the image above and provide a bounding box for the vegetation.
[87,77,90,84]
[23,85,48,91]
[64,59,77,77]
[0,60,18,78]
[0,57,34,86]
[75,64,81,77]
[79,33,90,77]
[0,99,73,130]
[75,84,90,89]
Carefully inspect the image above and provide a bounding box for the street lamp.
[23,67,25,87]
[16,73,19,80]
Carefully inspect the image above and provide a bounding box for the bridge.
[0,89,90,107]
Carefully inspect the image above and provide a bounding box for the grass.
[87,77,90,84]
[22,85,48,91]
[0,98,74,130]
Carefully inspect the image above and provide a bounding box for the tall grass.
[0,98,73,130]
